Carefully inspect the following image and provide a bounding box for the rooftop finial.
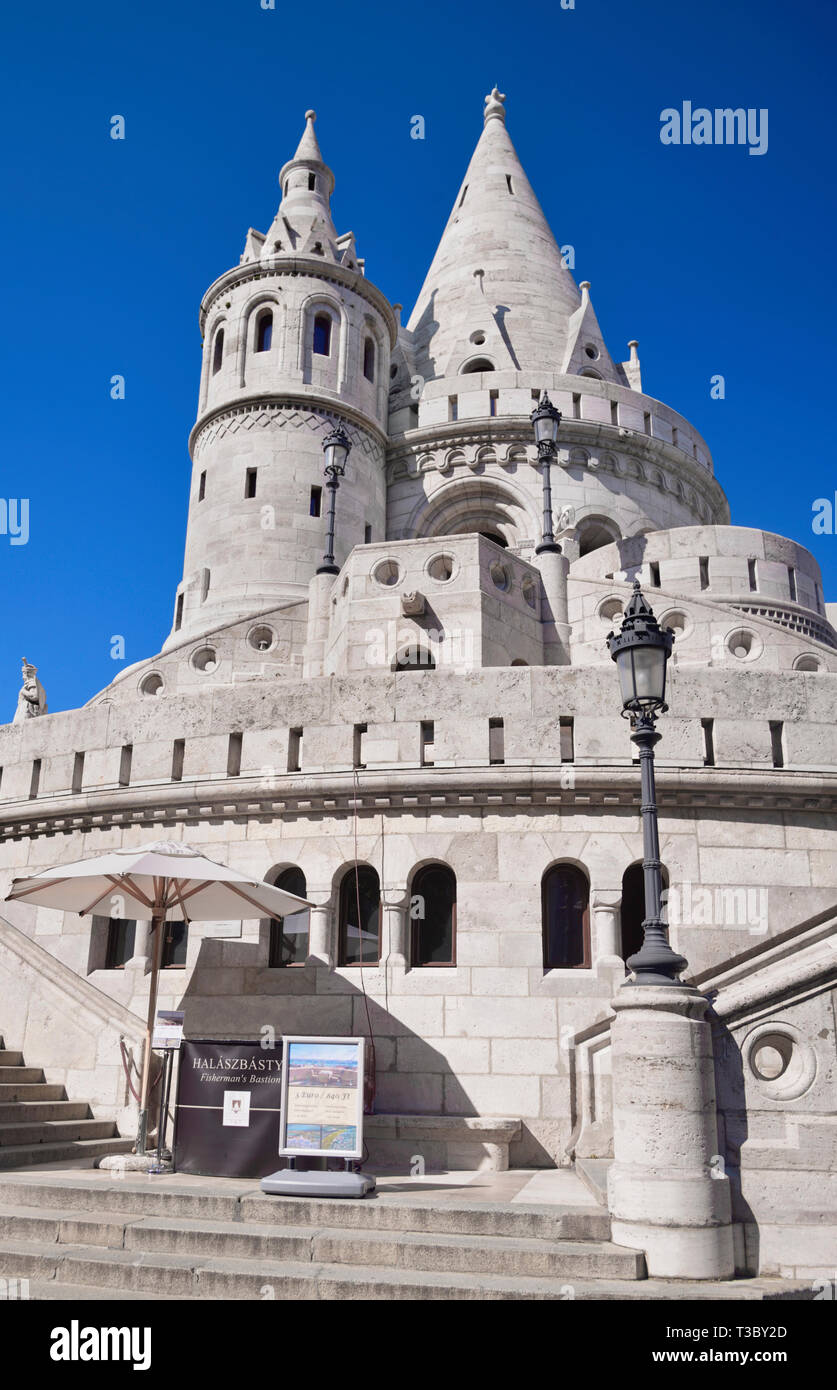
[484,87,507,126]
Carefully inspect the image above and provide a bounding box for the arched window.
[363,336,375,382]
[256,310,273,353]
[620,861,669,965]
[393,646,435,671]
[461,358,494,374]
[338,865,380,966]
[578,521,620,556]
[268,866,309,967]
[411,864,456,966]
[542,865,590,969]
[313,314,332,356]
[212,328,224,375]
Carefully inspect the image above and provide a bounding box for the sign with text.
[173,1039,283,1178]
[279,1036,365,1160]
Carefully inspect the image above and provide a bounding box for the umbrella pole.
[136,909,166,1155]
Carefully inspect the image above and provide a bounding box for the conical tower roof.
[406,89,583,381]
[261,110,342,263]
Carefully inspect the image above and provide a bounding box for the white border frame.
[278,1035,365,1160]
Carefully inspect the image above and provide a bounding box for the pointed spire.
[560,280,621,382]
[406,89,583,381]
[261,109,341,263]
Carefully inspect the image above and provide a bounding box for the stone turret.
[166,112,397,648]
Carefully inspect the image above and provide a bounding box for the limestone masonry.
[1,90,834,1280]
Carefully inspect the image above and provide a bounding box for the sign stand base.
[260,1167,376,1199]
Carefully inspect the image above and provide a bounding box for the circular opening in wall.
[794,654,822,672]
[191,646,218,673]
[584,344,599,360]
[598,596,626,625]
[743,1025,816,1101]
[372,558,401,587]
[469,331,486,345]
[660,609,692,640]
[461,357,495,374]
[490,561,511,592]
[522,577,538,609]
[727,628,760,661]
[140,673,164,697]
[427,553,455,582]
[247,625,275,653]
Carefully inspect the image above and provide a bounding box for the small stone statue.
[14,658,47,722]
[557,505,576,533]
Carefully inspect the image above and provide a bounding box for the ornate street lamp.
[530,392,562,553]
[606,580,688,985]
[317,424,352,575]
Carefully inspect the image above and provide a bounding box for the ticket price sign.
[278,1036,365,1161]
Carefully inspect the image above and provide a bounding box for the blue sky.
[1,0,835,714]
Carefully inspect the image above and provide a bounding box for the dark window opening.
[338,865,381,966]
[787,567,797,602]
[542,865,590,969]
[462,358,494,374]
[171,739,185,782]
[310,485,322,518]
[175,593,184,631]
[268,866,309,967]
[353,724,367,770]
[702,718,715,766]
[560,717,574,762]
[29,758,41,800]
[572,393,581,419]
[118,745,132,787]
[479,531,507,548]
[649,561,661,587]
[620,862,669,965]
[363,337,375,382]
[643,412,652,435]
[748,558,757,592]
[488,717,504,765]
[212,329,224,374]
[770,721,784,769]
[256,311,273,352]
[489,389,498,417]
[288,727,302,772]
[364,523,372,543]
[313,314,332,356]
[198,471,206,502]
[245,468,257,499]
[394,647,435,671]
[459,185,468,207]
[308,173,316,191]
[72,751,85,795]
[227,732,242,778]
[610,400,619,425]
[161,920,188,969]
[448,396,458,422]
[506,174,514,194]
[699,556,710,591]
[420,720,435,767]
[412,864,457,966]
[105,919,136,970]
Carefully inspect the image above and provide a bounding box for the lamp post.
[606,580,687,985]
[530,392,562,553]
[317,424,352,575]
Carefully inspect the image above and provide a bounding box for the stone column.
[534,545,571,666]
[590,888,623,966]
[607,984,735,1279]
[303,572,335,678]
[126,919,151,973]
[305,892,333,969]
[381,890,409,970]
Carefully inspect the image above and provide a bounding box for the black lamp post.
[606,580,688,985]
[530,392,562,553]
[317,424,352,575]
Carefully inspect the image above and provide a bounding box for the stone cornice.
[2,765,836,842]
[198,258,398,346]
[189,394,390,460]
[386,417,729,523]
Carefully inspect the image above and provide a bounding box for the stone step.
[0,1052,24,1067]
[0,1239,811,1302]
[26,1280,199,1301]
[0,1175,610,1241]
[0,1101,91,1125]
[0,1204,641,1280]
[0,1067,45,1084]
[0,1138,133,1171]
[0,1119,117,1147]
[0,1084,67,1102]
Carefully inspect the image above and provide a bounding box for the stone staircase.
[0,1171,813,1300]
[0,1036,132,1170]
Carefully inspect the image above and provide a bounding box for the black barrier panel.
[173,1039,284,1178]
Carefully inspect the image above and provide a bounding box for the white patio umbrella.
[6,840,314,1154]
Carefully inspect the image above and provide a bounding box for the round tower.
[166,112,397,647]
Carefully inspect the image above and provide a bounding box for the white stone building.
[0,91,834,1279]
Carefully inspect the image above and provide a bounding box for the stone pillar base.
[607,983,735,1280]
